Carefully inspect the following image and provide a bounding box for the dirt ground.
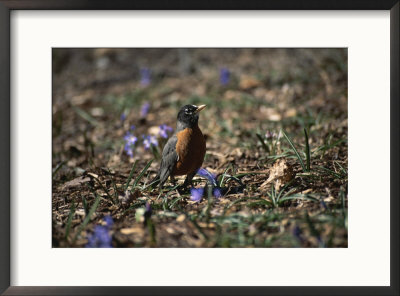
[52,48,348,248]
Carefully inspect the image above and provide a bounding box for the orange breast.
[173,126,206,176]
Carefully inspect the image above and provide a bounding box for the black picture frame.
[0,1,398,295]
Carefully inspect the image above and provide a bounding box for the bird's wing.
[158,135,178,186]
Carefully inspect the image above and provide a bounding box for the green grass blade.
[110,177,118,203]
[269,185,276,207]
[150,145,161,160]
[132,159,154,189]
[72,106,98,126]
[278,194,319,204]
[340,190,346,210]
[256,133,270,153]
[247,200,273,208]
[73,194,101,243]
[52,161,66,178]
[339,188,348,229]
[125,160,138,190]
[224,175,244,187]
[315,166,343,179]
[169,195,185,209]
[305,212,324,247]
[204,186,213,223]
[335,161,347,176]
[90,175,114,202]
[313,138,346,154]
[220,163,233,187]
[64,201,76,240]
[279,188,297,203]
[82,196,88,215]
[304,128,311,171]
[233,172,267,178]
[281,129,306,172]
[276,179,295,202]
[190,217,209,241]
[223,196,253,215]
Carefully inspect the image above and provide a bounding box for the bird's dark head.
[177,104,206,130]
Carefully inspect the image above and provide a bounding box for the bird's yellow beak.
[195,105,206,114]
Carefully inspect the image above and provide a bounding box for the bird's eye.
[185,109,191,114]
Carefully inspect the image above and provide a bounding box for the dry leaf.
[260,106,282,121]
[239,76,260,90]
[60,176,91,190]
[261,158,295,191]
[176,214,186,222]
[120,226,143,235]
[148,126,160,136]
[87,172,99,179]
[284,108,297,118]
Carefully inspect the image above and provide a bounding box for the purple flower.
[220,67,230,85]
[190,187,204,202]
[120,112,126,122]
[265,131,276,139]
[86,215,114,248]
[103,215,114,228]
[144,202,152,219]
[140,68,151,86]
[197,168,217,186]
[143,135,158,150]
[140,102,151,118]
[213,187,222,198]
[196,168,223,197]
[293,225,305,244]
[86,225,112,248]
[159,124,174,139]
[124,132,138,146]
[130,125,136,131]
[124,144,134,157]
[124,132,137,158]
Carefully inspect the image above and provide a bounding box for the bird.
[151,104,207,189]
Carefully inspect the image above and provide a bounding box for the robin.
[151,104,207,189]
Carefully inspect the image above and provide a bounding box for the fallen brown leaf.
[60,176,91,190]
[260,158,296,191]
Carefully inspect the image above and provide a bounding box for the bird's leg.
[177,173,195,194]
[169,175,176,186]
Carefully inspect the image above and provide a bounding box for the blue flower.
[124,132,138,146]
[197,168,217,186]
[144,202,152,219]
[195,168,223,198]
[86,216,114,248]
[124,144,134,157]
[120,112,126,122]
[293,225,304,244]
[86,226,112,248]
[143,135,158,150]
[124,132,138,157]
[190,187,204,202]
[220,67,230,85]
[159,124,174,139]
[130,125,136,131]
[140,68,151,86]
[103,215,114,228]
[213,187,222,198]
[140,102,151,118]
